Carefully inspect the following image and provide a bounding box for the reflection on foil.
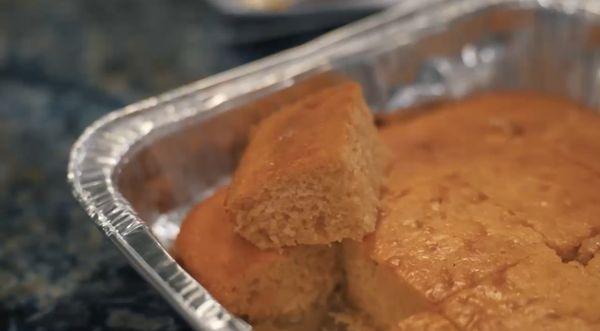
[386,42,505,110]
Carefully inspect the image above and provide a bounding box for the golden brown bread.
[441,249,600,330]
[378,92,574,176]
[175,188,339,328]
[547,109,600,175]
[396,312,458,331]
[454,147,600,259]
[343,171,548,329]
[587,255,600,278]
[344,236,431,330]
[177,90,600,331]
[578,234,600,265]
[346,92,600,330]
[226,81,388,249]
[379,92,600,257]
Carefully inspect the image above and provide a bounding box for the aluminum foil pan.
[68,1,600,330]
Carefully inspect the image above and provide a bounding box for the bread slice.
[458,147,600,259]
[344,168,600,330]
[378,92,574,180]
[175,187,339,327]
[441,249,600,330]
[345,92,600,330]
[343,169,547,329]
[381,92,600,258]
[226,81,388,249]
[343,238,431,330]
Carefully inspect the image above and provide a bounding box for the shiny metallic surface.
[68,1,600,330]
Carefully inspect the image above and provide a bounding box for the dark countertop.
[0,1,335,330]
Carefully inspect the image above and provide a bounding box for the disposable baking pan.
[68,0,600,330]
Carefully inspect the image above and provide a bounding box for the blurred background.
[0,1,387,330]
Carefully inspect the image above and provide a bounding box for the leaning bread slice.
[175,188,339,329]
[226,81,388,249]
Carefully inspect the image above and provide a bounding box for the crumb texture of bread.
[174,187,339,324]
[329,309,379,331]
[252,300,329,331]
[226,81,388,248]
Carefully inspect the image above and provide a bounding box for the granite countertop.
[0,1,329,330]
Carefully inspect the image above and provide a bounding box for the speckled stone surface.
[0,1,326,330]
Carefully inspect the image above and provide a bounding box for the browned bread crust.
[346,92,600,330]
[226,81,388,249]
[175,188,339,325]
